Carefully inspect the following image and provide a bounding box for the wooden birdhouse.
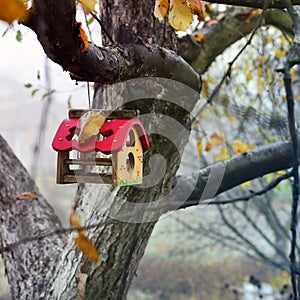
[52,109,150,186]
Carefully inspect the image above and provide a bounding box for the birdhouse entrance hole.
[126,152,135,174]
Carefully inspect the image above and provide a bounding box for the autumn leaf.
[193,33,205,42]
[75,233,100,264]
[201,79,208,97]
[240,180,251,189]
[210,132,225,146]
[197,137,203,156]
[275,49,286,59]
[188,0,206,22]
[78,111,107,145]
[70,210,83,228]
[205,141,212,152]
[214,146,229,161]
[231,140,254,155]
[16,192,38,200]
[77,22,89,52]
[154,0,169,22]
[70,210,100,264]
[168,0,193,31]
[245,10,261,22]
[0,0,28,24]
[70,210,85,237]
[77,0,96,14]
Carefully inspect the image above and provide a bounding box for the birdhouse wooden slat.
[52,109,150,186]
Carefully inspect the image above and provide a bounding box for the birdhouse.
[52,109,150,186]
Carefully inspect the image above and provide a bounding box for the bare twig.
[90,11,114,45]
[30,57,52,179]
[0,219,117,253]
[200,171,292,206]
[190,0,272,125]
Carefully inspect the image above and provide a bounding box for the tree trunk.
[0,136,64,299]
[47,1,199,299]
[2,1,298,299]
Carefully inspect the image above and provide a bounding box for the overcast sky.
[0,22,89,171]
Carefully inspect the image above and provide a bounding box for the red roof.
[52,118,150,154]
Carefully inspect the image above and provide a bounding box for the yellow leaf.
[197,137,203,156]
[275,49,286,59]
[257,67,263,77]
[74,233,100,264]
[0,0,28,24]
[168,0,193,31]
[201,79,208,97]
[229,116,236,124]
[210,132,225,146]
[240,180,251,189]
[276,170,286,176]
[154,0,169,22]
[207,77,214,84]
[231,140,255,155]
[78,111,107,145]
[265,173,274,184]
[77,0,96,14]
[188,0,205,22]
[214,146,229,161]
[246,72,252,82]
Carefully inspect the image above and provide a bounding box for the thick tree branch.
[179,138,297,208]
[0,137,297,258]
[179,9,293,75]
[24,0,200,92]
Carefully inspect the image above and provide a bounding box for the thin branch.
[89,11,114,45]
[233,203,289,263]
[189,0,272,125]
[200,171,292,205]
[0,167,292,254]
[0,219,117,253]
[30,57,52,179]
[217,204,287,270]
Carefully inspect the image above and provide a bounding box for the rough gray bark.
[179,8,293,75]
[0,136,64,299]
[0,129,298,298]
[46,1,196,299]
[24,0,200,92]
[182,138,297,207]
[0,0,297,299]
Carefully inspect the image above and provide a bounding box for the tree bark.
[179,8,293,75]
[0,130,298,298]
[0,136,64,299]
[24,0,200,92]
[46,1,197,299]
[1,1,297,299]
